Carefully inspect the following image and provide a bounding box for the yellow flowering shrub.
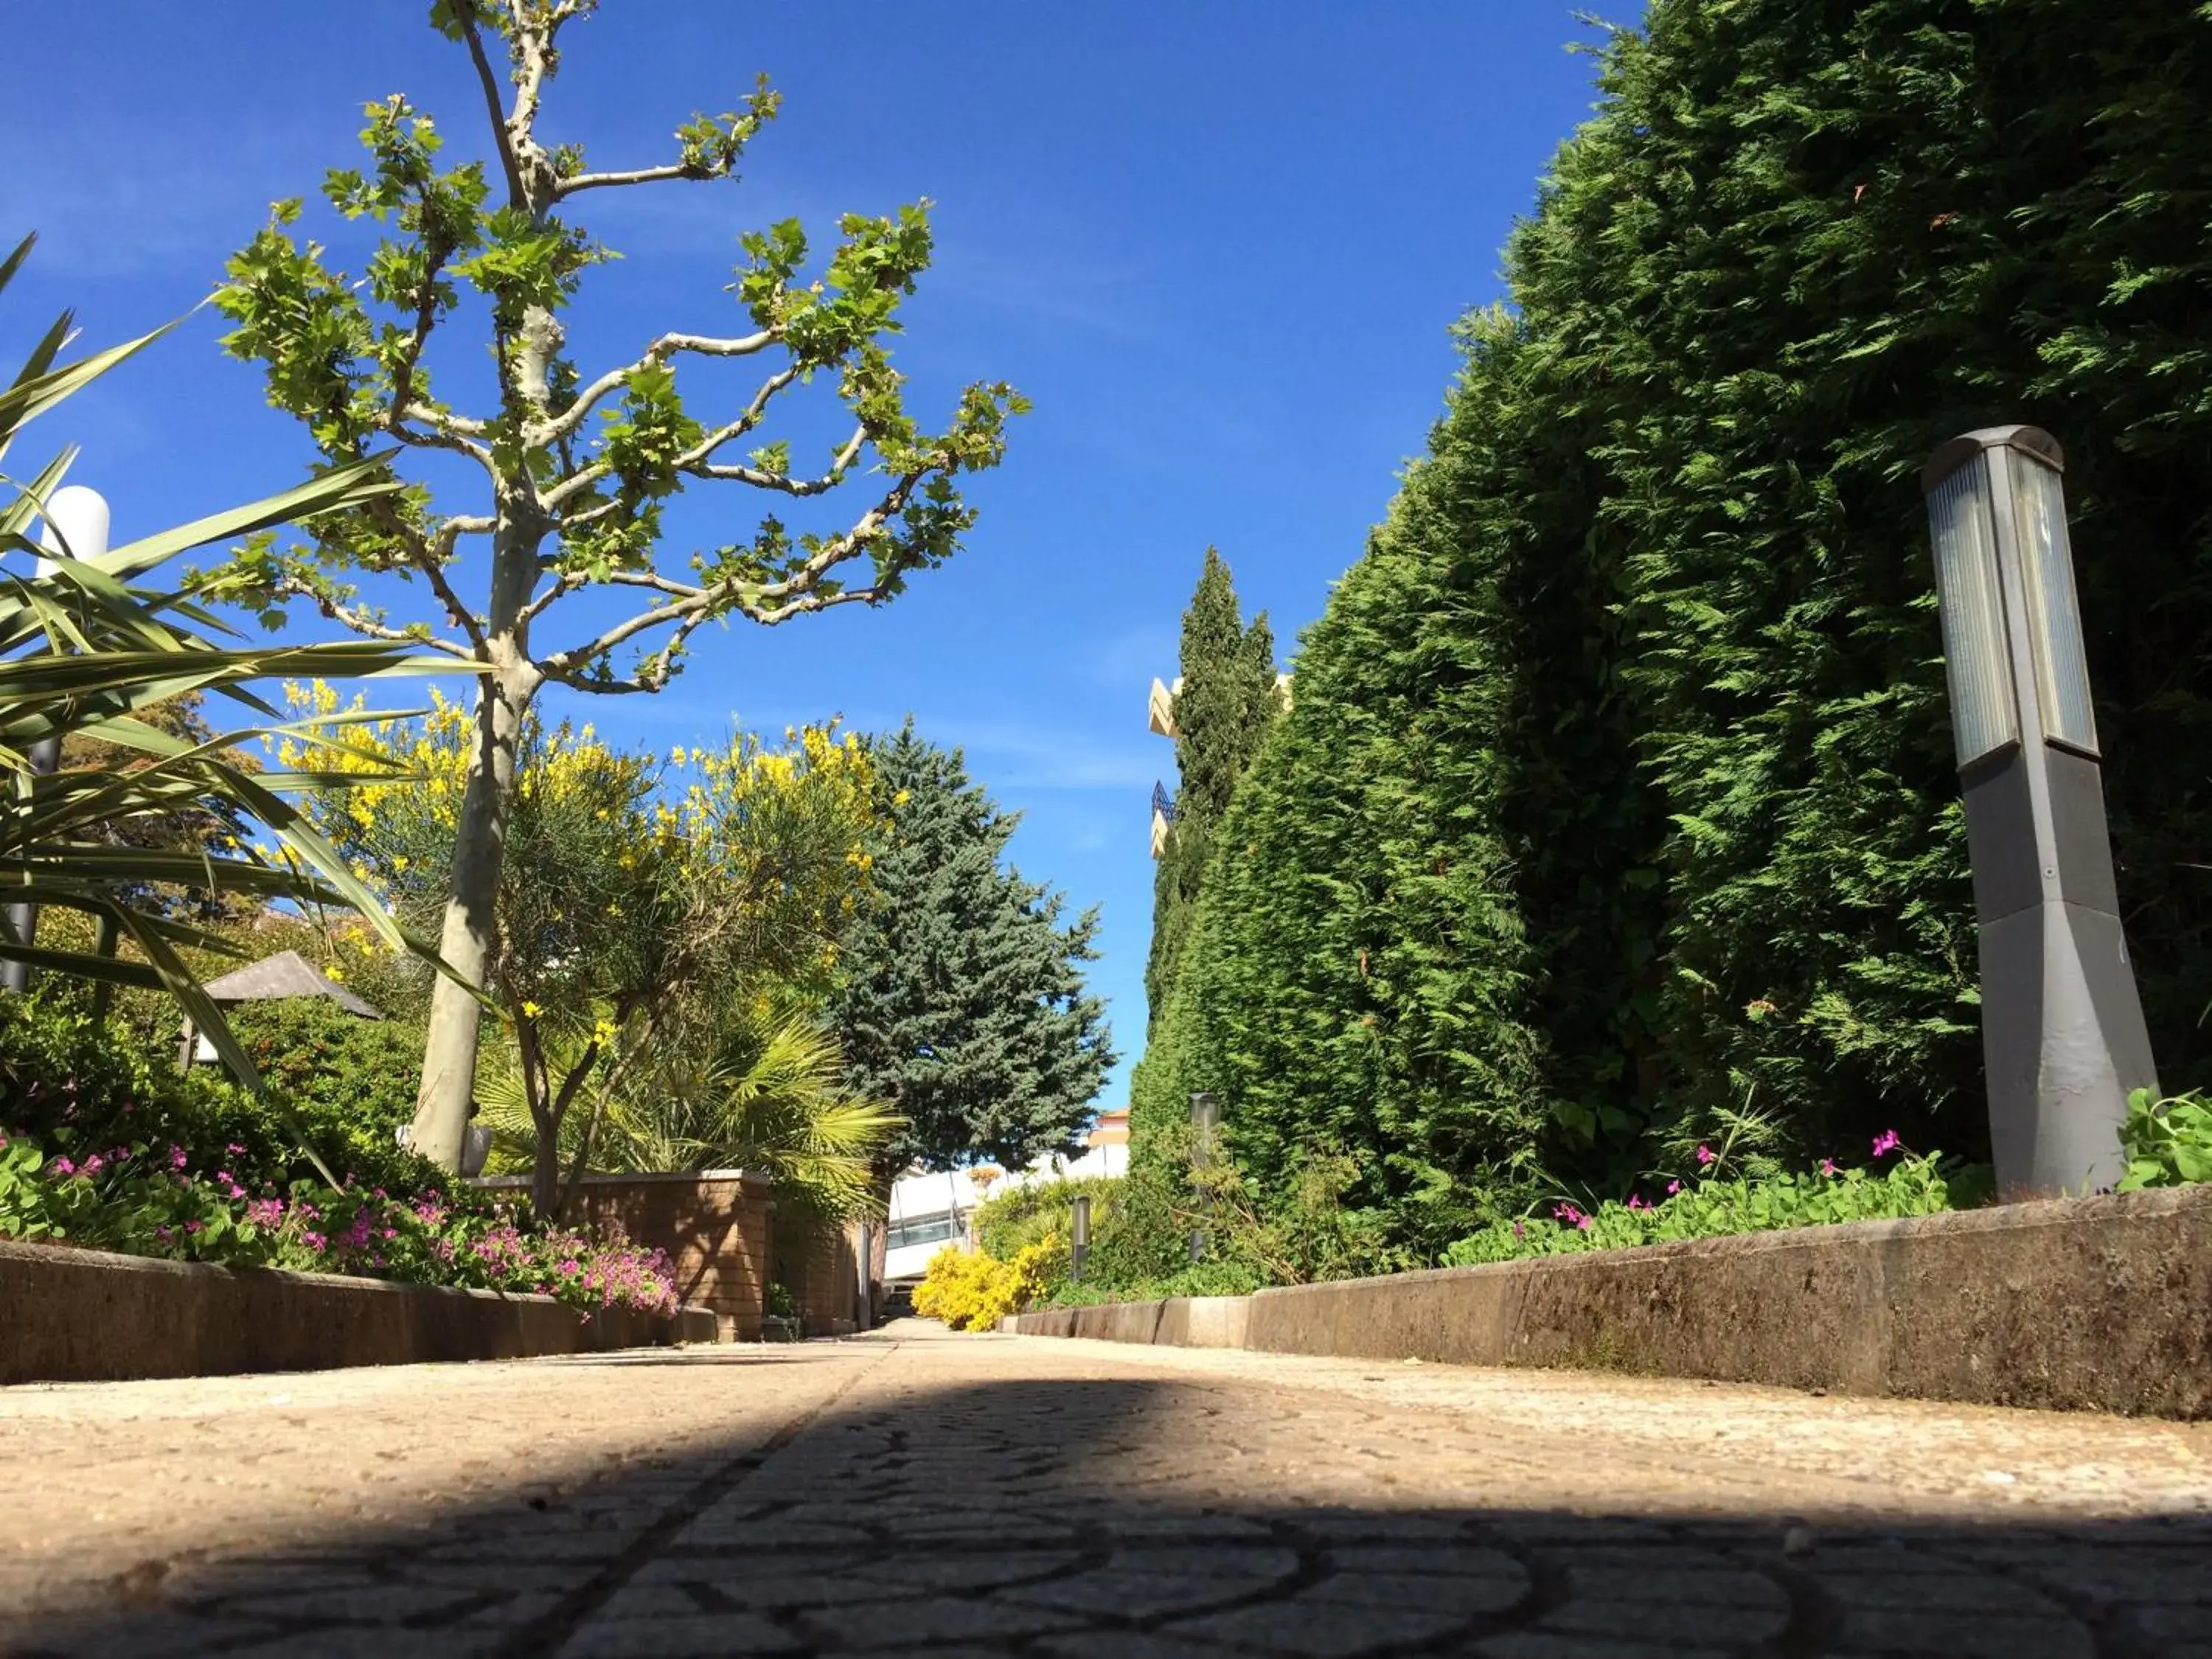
[911,1235,1061,1331]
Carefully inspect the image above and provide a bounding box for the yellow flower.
[323,964,345,983]
[521,1000,543,1018]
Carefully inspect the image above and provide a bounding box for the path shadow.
[1,1338,2206,1658]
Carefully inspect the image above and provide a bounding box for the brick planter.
[0,1239,716,1385]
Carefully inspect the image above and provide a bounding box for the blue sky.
[4,2,1612,1109]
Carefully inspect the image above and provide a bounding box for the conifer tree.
[1144,549,1278,1028]
[832,724,1115,1185]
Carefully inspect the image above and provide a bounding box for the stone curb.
[0,1239,720,1385]
[1003,1183,2212,1417]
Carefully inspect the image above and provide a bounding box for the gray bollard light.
[1070,1194,1091,1283]
[1920,425,2158,1197]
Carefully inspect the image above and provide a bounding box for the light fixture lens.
[2006,448,2099,757]
[1926,453,2020,768]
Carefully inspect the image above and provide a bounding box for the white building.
[882,1108,1129,1281]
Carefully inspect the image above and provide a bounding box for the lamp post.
[1920,426,2157,1197]
[2,486,111,996]
[1187,1091,1218,1264]
[1070,1194,1091,1284]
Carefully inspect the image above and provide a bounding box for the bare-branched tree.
[212,0,1026,1168]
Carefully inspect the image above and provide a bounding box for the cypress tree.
[1144,549,1279,1029]
[832,723,1117,1186]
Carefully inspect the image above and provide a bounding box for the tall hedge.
[1134,0,2212,1257]
[1144,549,1278,1031]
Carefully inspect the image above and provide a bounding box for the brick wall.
[776,1211,866,1338]
[476,1172,773,1341]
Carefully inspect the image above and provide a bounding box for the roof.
[199,950,383,1019]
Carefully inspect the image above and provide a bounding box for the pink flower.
[80,1154,105,1177]
[245,1199,283,1228]
[225,1144,246,1157]
[184,1220,202,1234]
[1695,1144,1716,1166]
[1666,1179,1681,1194]
[170,1146,188,1171]
[1871,1130,1902,1159]
[1820,1158,1840,1177]
[49,1157,75,1177]
[302,1231,327,1251]
[1626,1194,1649,1211]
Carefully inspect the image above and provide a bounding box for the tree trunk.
[410,510,544,1172]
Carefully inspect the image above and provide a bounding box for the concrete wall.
[478,1171,773,1341]
[1004,1184,2212,1419]
[1,1240,716,1385]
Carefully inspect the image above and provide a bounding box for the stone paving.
[3,1322,2211,1657]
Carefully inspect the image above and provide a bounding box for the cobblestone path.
[4,1323,2211,1657]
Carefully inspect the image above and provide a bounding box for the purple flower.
[302,1231,327,1251]
[80,1154,105,1177]
[50,1156,75,1177]
[245,1198,283,1228]
[1871,1130,1902,1159]
[169,1146,188,1171]
[184,1220,202,1234]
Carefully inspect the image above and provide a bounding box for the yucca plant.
[0,231,434,1082]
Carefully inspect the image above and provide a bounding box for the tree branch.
[689,423,866,495]
[543,364,801,510]
[534,467,924,686]
[417,516,495,654]
[532,328,778,448]
[553,161,714,198]
[458,6,527,205]
[386,403,495,470]
[274,576,474,659]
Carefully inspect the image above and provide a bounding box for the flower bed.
[0,1006,677,1315]
[1440,1133,1973,1267]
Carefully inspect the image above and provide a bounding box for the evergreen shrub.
[1134,0,2212,1263]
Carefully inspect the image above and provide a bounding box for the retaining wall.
[1004,1183,2212,1418]
[1,1240,717,1385]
